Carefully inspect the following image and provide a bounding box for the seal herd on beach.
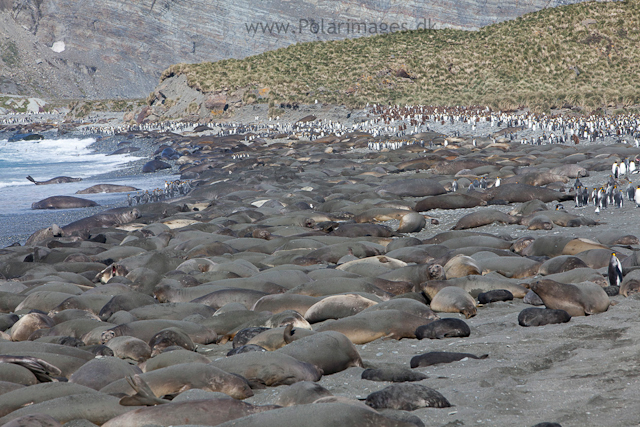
[3,109,640,426]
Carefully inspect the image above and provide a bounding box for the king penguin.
[608,252,623,287]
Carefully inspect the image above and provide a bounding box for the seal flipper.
[26,175,37,184]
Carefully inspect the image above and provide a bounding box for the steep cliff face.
[0,0,603,99]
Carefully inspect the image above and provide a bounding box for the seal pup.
[415,318,470,339]
[410,352,489,367]
[518,308,571,327]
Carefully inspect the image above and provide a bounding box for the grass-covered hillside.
[160,0,640,112]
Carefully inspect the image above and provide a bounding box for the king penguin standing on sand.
[608,253,623,287]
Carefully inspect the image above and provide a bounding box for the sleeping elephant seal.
[530,280,610,317]
[620,269,640,297]
[274,381,333,406]
[210,351,322,387]
[354,208,427,233]
[101,398,278,427]
[304,294,378,323]
[518,307,572,327]
[415,318,470,339]
[76,184,140,194]
[443,254,481,279]
[142,159,171,173]
[415,194,485,212]
[26,175,82,185]
[315,310,431,344]
[428,286,477,318]
[61,207,141,237]
[451,209,518,230]
[99,363,254,399]
[365,383,452,410]
[276,331,363,375]
[211,402,416,427]
[32,196,98,210]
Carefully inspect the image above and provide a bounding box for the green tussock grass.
[159,0,640,112]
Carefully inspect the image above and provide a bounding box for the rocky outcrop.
[0,0,603,99]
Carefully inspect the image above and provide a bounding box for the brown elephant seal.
[277,331,363,375]
[509,199,548,216]
[620,269,640,297]
[214,402,415,427]
[100,362,253,399]
[518,307,572,327]
[251,294,321,316]
[511,236,536,254]
[31,196,98,210]
[365,383,452,410]
[105,336,151,362]
[76,184,140,194]
[245,325,316,351]
[26,175,82,185]
[429,286,477,318]
[361,365,427,382]
[376,178,447,197]
[274,381,333,406]
[443,254,481,279]
[354,208,427,233]
[415,318,470,339]
[0,414,63,427]
[315,309,430,344]
[539,256,589,275]
[101,398,277,427]
[304,294,378,323]
[530,280,610,316]
[61,207,141,238]
[9,313,55,342]
[526,215,554,230]
[410,351,489,367]
[415,193,485,212]
[148,327,196,356]
[210,351,322,387]
[69,357,142,391]
[451,209,518,230]
[480,183,572,203]
[478,289,513,304]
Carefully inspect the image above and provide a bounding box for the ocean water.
[0,137,178,245]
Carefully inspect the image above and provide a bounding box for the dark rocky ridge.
[0,0,600,99]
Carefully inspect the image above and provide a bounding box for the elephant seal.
[429,286,477,318]
[315,310,430,344]
[530,280,610,316]
[211,402,415,427]
[245,325,316,351]
[376,178,447,197]
[100,363,253,399]
[410,351,489,367]
[274,381,333,406]
[526,215,554,230]
[478,289,513,304]
[415,318,470,339]
[210,351,322,387]
[61,208,141,237]
[69,357,142,390]
[451,209,518,230]
[304,294,378,323]
[148,327,196,356]
[361,365,427,382]
[142,159,171,173]
[620,269,640,297]
[233,327,271,348]
[26,175,82,185]
[523,290,545,306]
[227,344,268,356]
[365,383,452,410]
[415,193,485,212]
[76,184,140,194]
[518,307,572,327]
[31,196,98,210]
[0,414,63,427]
[481,183,572,203]
[539,256,589,275]
[101,398,277,427]
[277,331,363,375]
[443,254,481,278]
[105,336,151,362]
